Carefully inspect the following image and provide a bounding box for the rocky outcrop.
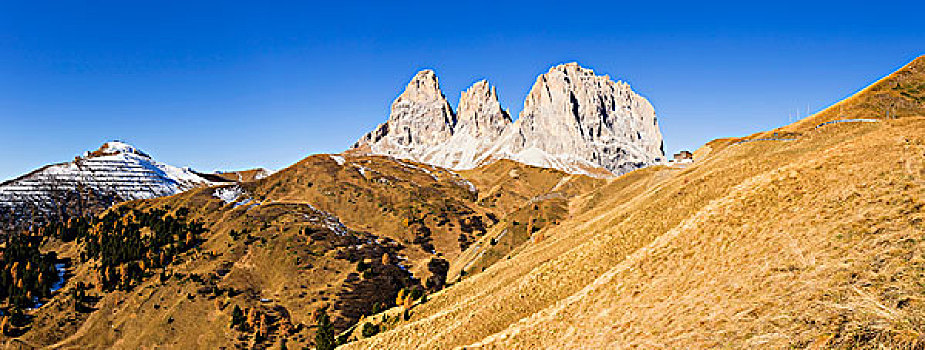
[455,80,512,140]
[423,80,512,169]
[353,70,456,161]
[351,63,665,177]
[490,63,664,175]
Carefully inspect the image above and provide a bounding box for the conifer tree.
[314,311,335,350]
[231,305,244,329]
[258,313,268,339]
[395,289,405,307]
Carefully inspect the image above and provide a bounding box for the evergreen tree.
[314,311,336,350]
[231,305,244,329]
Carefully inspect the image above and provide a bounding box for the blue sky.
[1,1,923,181]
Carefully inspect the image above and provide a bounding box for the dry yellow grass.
[450,160,601,281]
[344,57,925,349]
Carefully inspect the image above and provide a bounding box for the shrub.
[361,322,380,338]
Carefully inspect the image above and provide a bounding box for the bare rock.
[353,70,456,161]
[352,63,665,177]
[491,63,665,175]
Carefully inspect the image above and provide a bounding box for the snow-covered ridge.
[0,141,223,215]
[91,141,150,158]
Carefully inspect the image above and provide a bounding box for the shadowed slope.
[8,153,589,349]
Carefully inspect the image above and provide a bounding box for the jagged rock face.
[352,63,665,177]
[454,80,512,140]
[423,80,512,169]
[354,70,456,160]
[493,63,664,175]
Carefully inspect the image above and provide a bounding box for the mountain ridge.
[0,141,225,227]
[4,56,924,349]
[352,63,665,177]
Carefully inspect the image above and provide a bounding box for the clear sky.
[1,1,923,181]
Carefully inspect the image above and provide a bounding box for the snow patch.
[213,186,244,204]
[354,165,369,177]
[303,203,350,236]
[254,169,274,180]
[453,178,477,193]
[395,159,439,181]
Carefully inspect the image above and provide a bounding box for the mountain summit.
[351,63,665,176]
[353,70,457,161]
[0,141,221,222]
[418,79,513,169]
[455,80,512,140]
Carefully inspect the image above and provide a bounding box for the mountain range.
[1,56,924,349]
[352,63,665,177]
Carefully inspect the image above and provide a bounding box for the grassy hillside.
[1,153,589,349]
[704,55,925,155]
[12,193,418,349]
[787,56,925,131]
[450,160,601,281]
[4,55,922,349]
[344,56,925,349]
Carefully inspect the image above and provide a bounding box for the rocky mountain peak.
[92,141,151,159]
[352,63,665,177]
[353,69,456,157]
[504,62,664,175]
[398,70,444,102]
[455,80,511,139]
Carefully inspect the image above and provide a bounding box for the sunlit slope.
[14,154,496,349]
[346,78,925,348]
[748,55,925,141]
[792,55,925,128]
[24,186,418,349]
[10,151,606,349]
[694,55,925,159]
[450,160,601,281]
[464,119,925,349]
[230,154,497,279]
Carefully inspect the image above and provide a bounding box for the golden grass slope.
[21,189,415,349]
[468,119,925,349]
[243,154,487,273]
[707,54,925,153]
[8,153,595,349]
[345,58,925,349]
[787,55,925,131]
[450,160,602,281]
